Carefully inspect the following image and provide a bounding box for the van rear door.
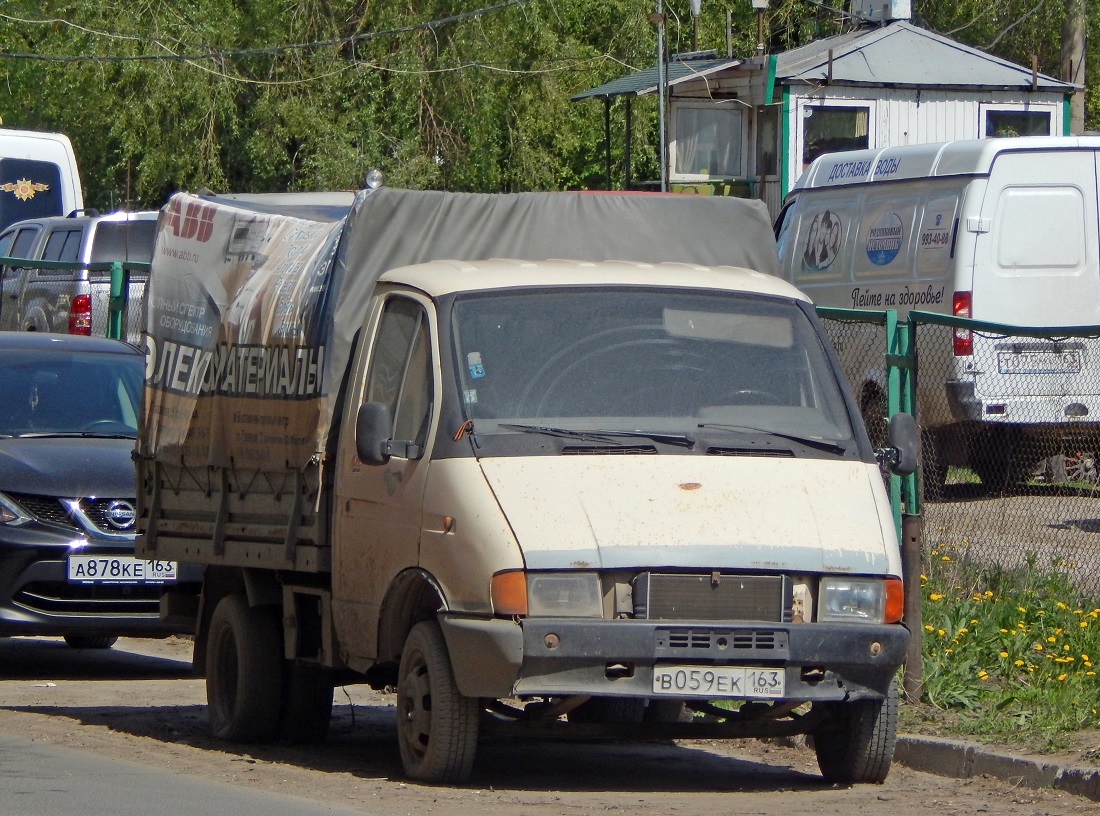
[969,149,1100,416]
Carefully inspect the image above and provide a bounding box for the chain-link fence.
[820,307,1100,595]
[0,260,148,343]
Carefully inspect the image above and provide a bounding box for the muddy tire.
[280,662,334,744]
[63,634,118,649]
[206,594,282,743]
[396,620,479,783]
[813,678,898,784]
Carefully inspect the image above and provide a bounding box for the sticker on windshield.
[467,352,485,379]
[866,212,904,266]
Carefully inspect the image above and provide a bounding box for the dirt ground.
[0,636,1096,815]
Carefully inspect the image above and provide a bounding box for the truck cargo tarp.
[142,187,780,470]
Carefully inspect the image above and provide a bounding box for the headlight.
[490,570,604,617]
[0,492,31,526]
[818,577,886,623]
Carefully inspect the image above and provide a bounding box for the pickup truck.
[136,186,915,785]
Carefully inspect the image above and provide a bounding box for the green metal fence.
[0,256,150,341]
[819,306,1100,597]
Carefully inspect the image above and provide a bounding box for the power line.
[0,0,534,64]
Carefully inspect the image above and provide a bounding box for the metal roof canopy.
[570,52,741,101]
[775,21,1077,91]
[570,22,1078,191]
[573,22,1077,101]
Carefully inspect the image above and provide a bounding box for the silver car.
[0,210,158,342]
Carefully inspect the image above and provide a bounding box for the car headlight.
[491,570,604,617]
[0,492,31,526]
[818,576,886,623]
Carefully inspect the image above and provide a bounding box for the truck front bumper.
[439,614,908,702]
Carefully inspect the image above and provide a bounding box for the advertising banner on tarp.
[141,192,344,469]
[142,186,780,472]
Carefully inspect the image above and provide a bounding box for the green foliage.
[0,1,1092,208]
[919,542,1100,751]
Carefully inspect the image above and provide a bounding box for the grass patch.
[914,546,1100,753]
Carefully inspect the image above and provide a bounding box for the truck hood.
[0,437,137,498]
[479,456,896,574]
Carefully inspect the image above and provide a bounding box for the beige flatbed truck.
[137,186,915,784]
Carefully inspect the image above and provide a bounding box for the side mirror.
[355,401,425,466]
[876,412,919,476]
[356,402,393,466]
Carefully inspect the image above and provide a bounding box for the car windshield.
[451,287,854,442]
[0,348,142,437]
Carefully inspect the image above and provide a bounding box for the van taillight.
[952,290,972,356]
[68,294,92,335]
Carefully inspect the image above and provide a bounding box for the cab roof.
[377,258,811,302]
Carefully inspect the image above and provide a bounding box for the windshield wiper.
[12,431,136,440]
[697,423,847,455]
[498,424,695,448]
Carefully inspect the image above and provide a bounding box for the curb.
[895,734,1100,802]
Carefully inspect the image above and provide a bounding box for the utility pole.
[1061,0,1086,133]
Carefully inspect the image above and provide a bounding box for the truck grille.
[655,627,789,659]
[634,572,793,622]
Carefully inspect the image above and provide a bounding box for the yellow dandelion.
[977,670,989,680]
[1000,651,1009,658]
[924,624,934,631]
[1014,659,1024,666]
[1018,607,1027,613]
[1058,673,1068,681]
[929,593,944,601]
[941,556,951,561]
[938,628,946,637]
[1081,621,1090,628]
[1047,636,1057,643]
[1035,643,1045,650]
[958,627,969,634]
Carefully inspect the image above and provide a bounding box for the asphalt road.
[0,637,1097,816]
[0,732,363,816]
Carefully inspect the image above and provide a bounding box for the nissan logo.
[105,500,137,531]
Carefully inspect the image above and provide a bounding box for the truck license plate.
[67,555,177,584]
[997,350,1081,375]
[652,665,785,698]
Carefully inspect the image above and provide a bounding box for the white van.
[0,129,82,230]
[774,137,1100,492]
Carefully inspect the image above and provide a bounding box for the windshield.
[451,287,854,442]
[0,348,142,437]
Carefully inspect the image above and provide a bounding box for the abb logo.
[165,199,216,242]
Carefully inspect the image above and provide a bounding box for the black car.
[0,332,200,647]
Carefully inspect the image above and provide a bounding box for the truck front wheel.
[812,677,898,784]
[206,594,282,743]
[396,620,479,783]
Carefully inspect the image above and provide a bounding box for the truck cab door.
[332,293,438,664]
